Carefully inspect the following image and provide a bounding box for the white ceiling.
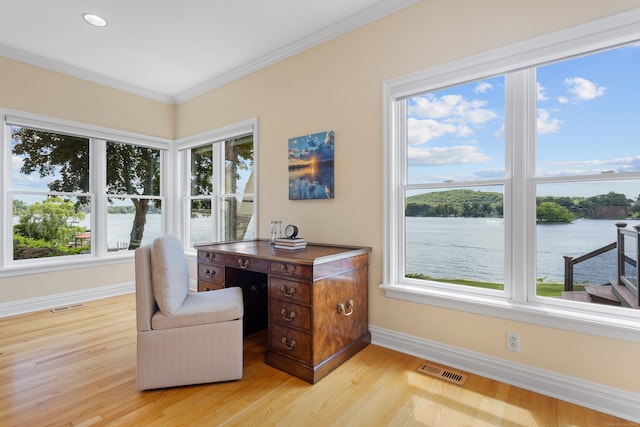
[0,0,416,104]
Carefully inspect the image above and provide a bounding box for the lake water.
[64,213,246,249]
[17,213,635,284]
[405,217,637,284]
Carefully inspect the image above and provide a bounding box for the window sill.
[379,281,640,344]
[0,253,134,279]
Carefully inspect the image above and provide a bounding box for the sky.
[406,43,640,199]
[288,130,334,166]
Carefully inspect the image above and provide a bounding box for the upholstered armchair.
[135,235,244,390]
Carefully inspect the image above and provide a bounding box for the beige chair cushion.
[151,235,189,316]
[151,287,244,330]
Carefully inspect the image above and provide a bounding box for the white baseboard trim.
[370,325,640,423]
[0,282,134,318]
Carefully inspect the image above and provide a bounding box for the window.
[10,126,92,260]
[4,115,168,268]
[382,13,640,340]
[106,141,163,251]
[404,77,506,294]
[180,121,257,248]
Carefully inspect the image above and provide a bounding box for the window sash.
[180,125,256,248]
[2,111,169,270]
[382,11,640,342]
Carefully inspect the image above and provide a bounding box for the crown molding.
[0,0,418,105]
[174,0,420,104]
[0,44,175,104]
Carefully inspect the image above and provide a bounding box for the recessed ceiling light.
[83,13,108,27]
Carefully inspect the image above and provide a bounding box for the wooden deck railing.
[563,222,640,306]
[563,242,616,291]
[615,222,640,305]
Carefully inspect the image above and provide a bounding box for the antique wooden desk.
[195,239,371,384]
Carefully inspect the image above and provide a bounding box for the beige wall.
[0,57,175,138]
[177,0,640,393]
[0,58,173,303]
[1,0,639,393]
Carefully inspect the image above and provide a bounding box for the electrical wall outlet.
[506,332,520,352]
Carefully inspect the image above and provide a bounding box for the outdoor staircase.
[560,223,639,310]
[562,280,639,309]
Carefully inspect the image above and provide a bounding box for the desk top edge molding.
[195,239,372,266]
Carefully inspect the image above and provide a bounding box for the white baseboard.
[0,282,135,318]
[370,325,640,423]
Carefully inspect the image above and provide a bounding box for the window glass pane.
[536,44,640,177]
[225,135,254,194]
[11,126,90,192]
[107,142,160,196]
[406,76,505,184]
[107,197,161,250]
[190,199,212,247]
[536,180,640,309]
[191,145,213,196]
[221,196,254,241]
[405,186,504,290]
[12,194,91,260]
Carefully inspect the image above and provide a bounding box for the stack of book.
[274,237,307,250]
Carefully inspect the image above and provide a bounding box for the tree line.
[406,189,640,223]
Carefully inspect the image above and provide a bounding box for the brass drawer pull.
[280,308,297,322]
[204,252,216,261]
[337,299,354,316]
[204,269,216,279]
[237,258,251,269]
[280,285,296,297]
[281,264,297,276]
[281,337,297,350]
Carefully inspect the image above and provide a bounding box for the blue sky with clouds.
[406,43,640,199]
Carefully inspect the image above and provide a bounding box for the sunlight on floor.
[406,369,539,426]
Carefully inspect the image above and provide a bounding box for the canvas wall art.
[288,130,334,200]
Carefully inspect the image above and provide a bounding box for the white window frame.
[176,118,258,250]
[381,10,640,343]
[1,110,171,277]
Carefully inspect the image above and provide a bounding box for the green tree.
[12,127,159,250]
[106,142,160,249]
[14,197,85,243]
[536,201,575,223]
[13,199,28,216]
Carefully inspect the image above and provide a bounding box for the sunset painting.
[288,130,334,200]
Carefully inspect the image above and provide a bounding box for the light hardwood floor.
[0,293,636,426]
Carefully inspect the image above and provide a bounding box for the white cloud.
[537,109,562,134]
[475,82,493,94]
[408,93,498,144]
[537,156,640,176]
[407,145,492,166]
[407,118,458,145]
[564,77,606,101]
[409,94,497,123]
[537,82,548,101]
[557,96,568,104]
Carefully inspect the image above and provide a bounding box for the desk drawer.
[198,250,224,265]
[197,264,224,284]
[269,261,312,280]
[269,323,311,364]
[198,282,224,292]
[269,277,311,305]
[269,299,311,331]
[226,254,268,272]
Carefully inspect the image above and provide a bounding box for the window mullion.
[507,69,536,303]
[93,139,107,257]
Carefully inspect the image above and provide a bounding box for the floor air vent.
[417,362,467,386]
[51,303,86,313]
